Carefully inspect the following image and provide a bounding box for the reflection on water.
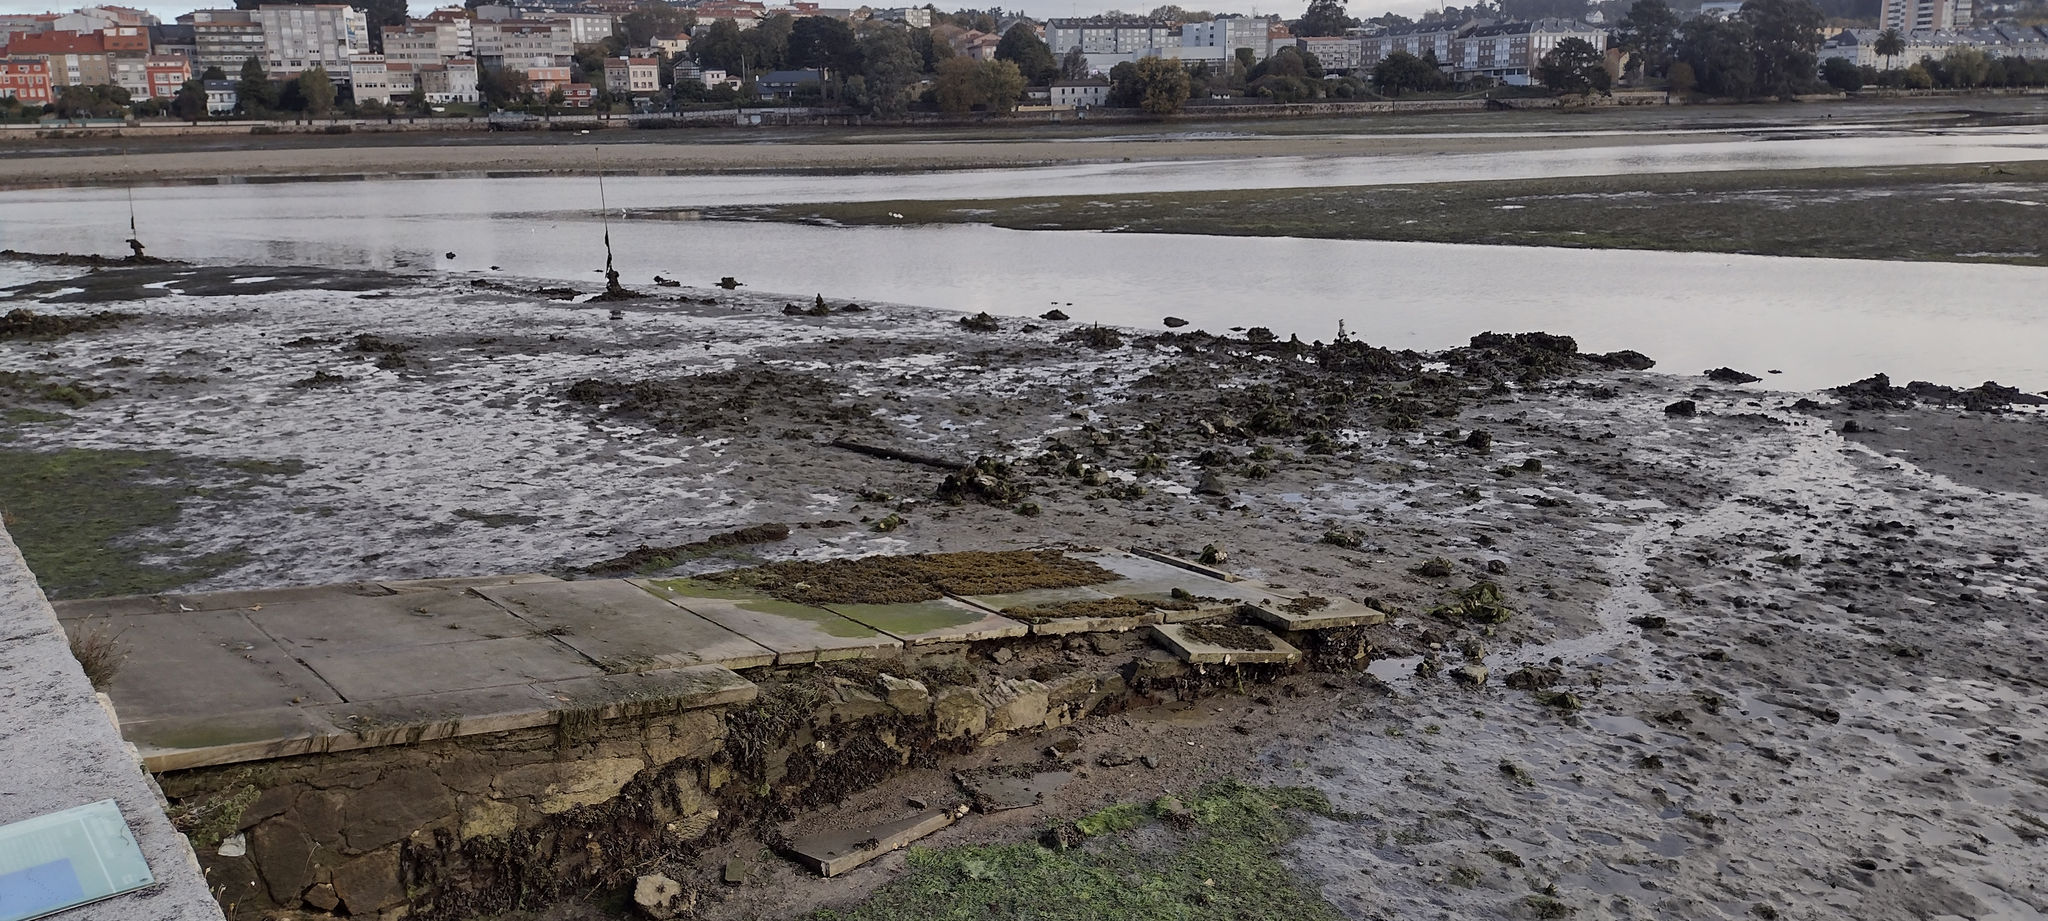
[4,130,2047,392]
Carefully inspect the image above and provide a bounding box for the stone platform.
[53,549,1384,771]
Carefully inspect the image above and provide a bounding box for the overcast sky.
[0,0,1451,25]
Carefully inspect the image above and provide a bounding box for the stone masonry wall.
[157,627,1370,920]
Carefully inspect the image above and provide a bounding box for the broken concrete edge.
[1127,547,1242,582]
[0,524,226,920]
[133,665,758,772]
[1149,623,1304,665]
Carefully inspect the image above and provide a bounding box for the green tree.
[1737,0,1823,98]
[995,22,1058,84]
[1675,15,1754,98]
[974,58,1026,113]
[620,2,694,47]
[935,55,983,112]
[200,65,226,81]
[1873,27,1903,71]
[1537,36,1609,94]
[1107,60,1141,105]
[1941,46,1989,88]
[297,66,336,116]
[910,27,952,72]
[1133,55,1190,113]
[1666,59,1696,95]
[1370,49,1444,95]
[858,25,922,117]
[693,19,745,72]
[1612,0,1679,80]
[1294,0,1354,37]
[235,57,277,113]
[1059,45,1090,80]
[1235,46,1257,72]
[1820,55,1862,91]
[171,78,208,120]
[740,13,795,73]
[789,15,860,73]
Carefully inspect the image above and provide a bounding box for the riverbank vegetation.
[708,160,2048,266]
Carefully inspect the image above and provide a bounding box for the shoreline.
[3,257,2046,920]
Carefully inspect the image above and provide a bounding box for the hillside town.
[2,0,2047,122]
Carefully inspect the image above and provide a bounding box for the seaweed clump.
[2,307,135,340]
[1431,581,1514,625]
[577,523,793,575]
[1002,595,1196,622]
[701,549,1118,605]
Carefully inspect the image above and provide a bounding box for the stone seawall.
[156,627,1370,920]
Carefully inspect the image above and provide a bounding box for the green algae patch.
[807,780,1342,921]
[739,599,882,638]
[0,447,283,599]
[822,600,979,635]
[641,577,775,603]
[701,549,1119,606]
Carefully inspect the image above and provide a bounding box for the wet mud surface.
[3,254,2045,920]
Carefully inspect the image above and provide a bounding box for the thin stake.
[122,144,144,260]
[596,150,625,297]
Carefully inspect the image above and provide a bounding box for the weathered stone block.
[340,768,454,853]
[878,674,932,716]
[933,687,987,739]
[984,679,1050,733]
[331,847,404,915]
[821,682,892,724]
[644,710,724,764]
[251,817,315,906]
[236,783,301,831]
[1130,649,1189,683]
[539,757,644,814]
[302,882,340,912]
[458,797,521,840]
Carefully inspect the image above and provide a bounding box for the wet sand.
[4,259,2045,920]
[0,131,1738,185]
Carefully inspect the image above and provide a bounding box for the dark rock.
[1162,316,1189,328]
[1592,349,1656,371]
[1140,754,1160,769]
[1664,400,1697,417]
[1040,309,1070,321]
[959,312,1001,332]
[1841,420,1864,434]
[1706,367,1761,384]
[250,818,316,906]
[331,848,404,914]
[716,277,743,289]
[1464,429,1493,452]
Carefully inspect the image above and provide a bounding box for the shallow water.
[5,124,2048,391]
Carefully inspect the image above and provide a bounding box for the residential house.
[562,81,594,105]
[1,56,53,104]
[870,7,931,27]
[380,18,469,68]
[1048,79,1108,107]
[149,23,195,62]
[416,55,477,102]
[528,64,570,95]
[602,55,658,95]
[258,3,367,76]
[754,67,820,97]
[1179,15,1270,61]
[1362,20,1465,68]
[1299,34,1363,71]
[347,52,395,103]
[692,0,767,29]
[651,32,689,56]
[1451,19,1606,85]
[7,30,111,87]
[202,75,235,112]
[142,54,188,96]
[699,66,740,90]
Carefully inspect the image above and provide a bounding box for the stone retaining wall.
[157,628,1369,920]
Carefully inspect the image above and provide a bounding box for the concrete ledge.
[0,524,224,920]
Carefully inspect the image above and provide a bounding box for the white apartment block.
[871,7,931,27]
[380,21,468,68]
[472,21,570,70]
[189,9,264,74]
[1044,18,1182,56]
[1882,0,1971,32]
[417,55,477,102]
[259,3,367,76]
[1179,15,1269,57]
[544,12,615,47]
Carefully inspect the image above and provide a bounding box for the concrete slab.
[1149,623,1302,665]
[85,610,342,724]
[475,580,776,671]
[52,583,393,619]
[1245,595,1390,631]
[380,573,561,594]
[1022,609,1166,636]
[635,580,900,665]
[302,634,602,701]
[131,666,757,771]
[1127,547,1241,582]
[821,598,1028,646]
[248,590,538,654]
[952,584,1117,614]
[787,807,964,877]
[1070,549,1290,612]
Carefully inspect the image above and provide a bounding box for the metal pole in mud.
[122,144,145,261]
[595,150,625,297]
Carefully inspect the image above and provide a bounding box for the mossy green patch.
[822,600,980,635]
[0,447,292,599]
[807,780,1342,921]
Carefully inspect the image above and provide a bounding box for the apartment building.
[602,54,657,94]
[0,56,53,103]
[186,9,262,74]
[5,29,110,86]
[472,20,570,69]
[416,55,478,102]
[1882,0,1972,32]
[258,3,366,75]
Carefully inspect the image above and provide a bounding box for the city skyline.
[0,0,1455,26]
